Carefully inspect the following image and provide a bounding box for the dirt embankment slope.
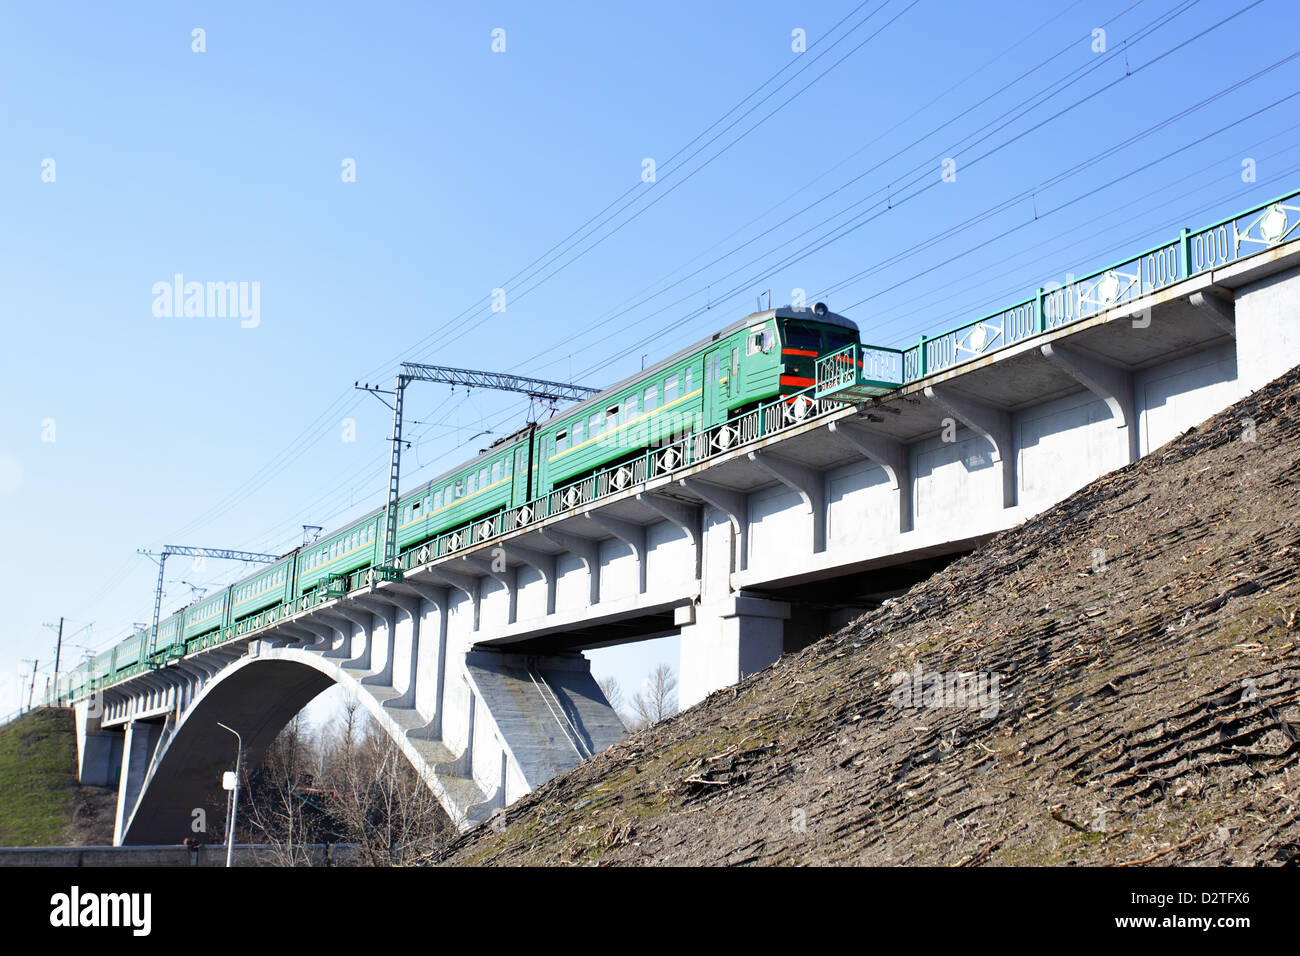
[443,366,1300,866]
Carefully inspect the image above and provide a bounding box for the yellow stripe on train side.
[549,388,703,462]
[396,475,511,531]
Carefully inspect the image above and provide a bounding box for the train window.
[605,406,619,431]
[664,374,679,404]
[827,330,855,351]
[685,367,693,393]
[403,505,412,523]
[588,412,602,438]
[423,495,431,512]
[505,453,512,476]
[731,348,739,376]
[624,393,639,421]
[491,460,502,484]
[785,325,820,350]
[455,478,465,499]
[555,429,567,453]
[479,466,489,488]
[643,385,658,412]
[572,420,585,445]
[434,490,442,509]
[468,472,477,494]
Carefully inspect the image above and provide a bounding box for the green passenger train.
[67,304,859,693]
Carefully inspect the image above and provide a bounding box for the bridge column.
[587,514,648,594]
[113,719,164,846]
[426,567,483,631]
[501,544,557,615]
[1040,341,1138,464]
[462,650,627,804]
[315,611,357,660]
[74,699,123,788]
[678,594,790,711]
[539,528,601,605]
[404,582,450,737]
[463,555,519,624]
[636,492,701,581]
[335,605,377,672]
[1233,267,1300,392]
[352,596,398,688]
[827,420,913,532]
[359,590,424,707]
[747,451,826,554]
[924,384,1015,508]
[679,478,748,573]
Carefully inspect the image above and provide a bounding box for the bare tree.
[597,675,624,712]
[241,698,454,865]
[240,712,339,864]
[326,696,454,865]
[627,664,678,731]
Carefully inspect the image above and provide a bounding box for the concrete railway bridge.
[71,197,1300,845]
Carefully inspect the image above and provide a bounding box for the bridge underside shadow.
[118,640,626,845]
[123,658,332,845]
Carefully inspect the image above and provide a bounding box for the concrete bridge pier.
[113,718,164,846]
[678,595,790,710]
[74,699,123,788]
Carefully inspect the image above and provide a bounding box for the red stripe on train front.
[780,375,815,387]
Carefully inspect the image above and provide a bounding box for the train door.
[705,343,734,421]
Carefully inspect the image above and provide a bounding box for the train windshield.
[784,323,857,352]
[784,324,821,350]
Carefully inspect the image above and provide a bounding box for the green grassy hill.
[0,707,81,845]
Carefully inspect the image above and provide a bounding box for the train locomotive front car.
[532,304,859,496]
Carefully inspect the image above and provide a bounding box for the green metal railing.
[898,188,1300,382]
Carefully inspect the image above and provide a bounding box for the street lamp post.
[216,721,242,868]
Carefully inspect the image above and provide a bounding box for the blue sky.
[3,0,1299,720]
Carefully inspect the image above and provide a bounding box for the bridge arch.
[120,646,491,845]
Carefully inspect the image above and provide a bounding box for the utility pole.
[52,618,63,703]
[136,546,280,667]
[24,659,38,712]
[42,618,65,705]
[355,362,601,572]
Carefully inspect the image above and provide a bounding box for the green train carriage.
[391,440,523,556]
[64,303,859,690]
[181,589,228,644]
[295,516,379,594]
[532,305,860,496]
[226,554,297,621]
